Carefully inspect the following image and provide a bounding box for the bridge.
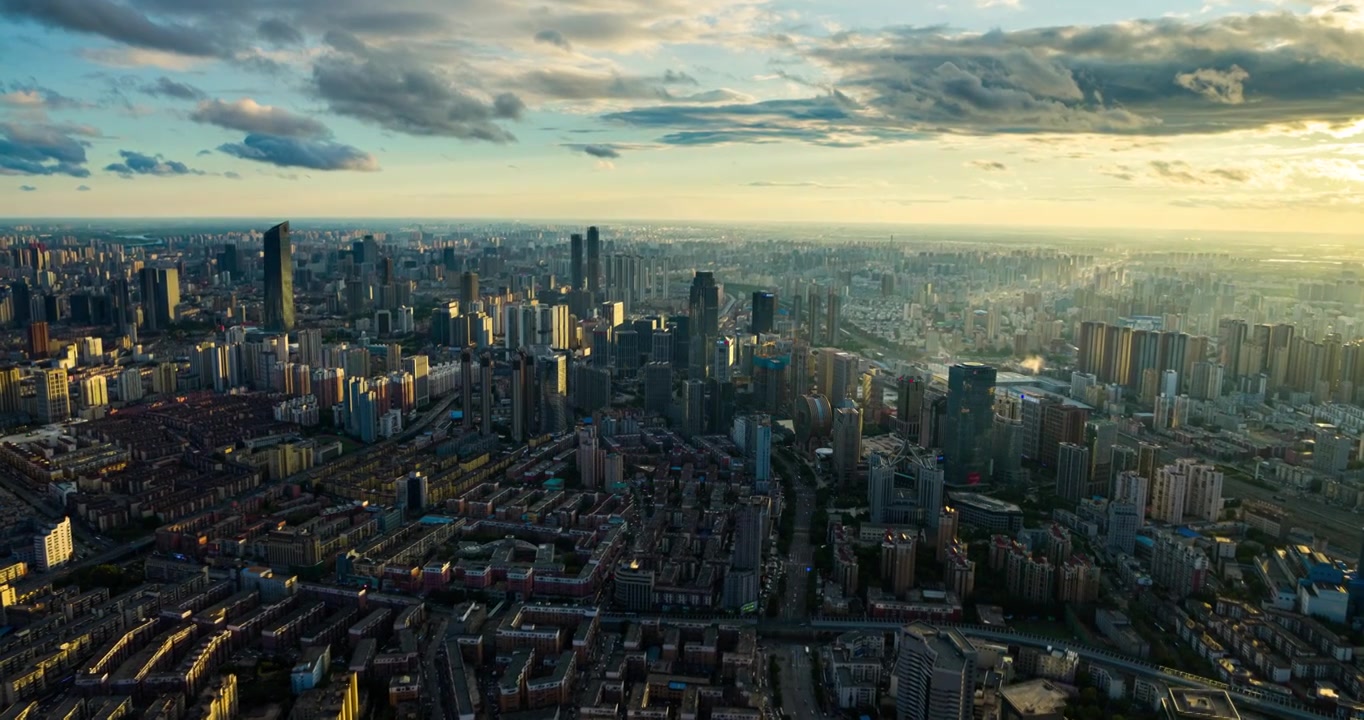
[596,613,1331,720]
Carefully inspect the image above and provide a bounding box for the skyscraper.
[689,272,721,339]
[1056,443,1091,504]
[1112,470,1149,527]
[826,287,843,342]
[460,350,474,430]
[733,498,763,571]
[36,367,70,424]
[751,291,776,335]
[1107,501,1139,555]
[511,350,534,442]
[570,233,584,291]
[460,271,479,304]
[26,320,48,359]
[868,452,895,523]
[895,622,977,720]
[138,266,180,332]
[480,354,494,437]
[586,226,602,294]
[263,221,295,332]
[832,406,862,486]
[33,517,74,571]
[943,362,997,487]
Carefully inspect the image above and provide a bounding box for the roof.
[1000,679,1070,716]
[1166,689,1241,719]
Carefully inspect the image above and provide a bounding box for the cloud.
[105,149,203,177]
[258,18,303,46]
[191,98,329,138]
[0,122,94,177]
[0,0,230,58]
[968,160,1009,172]
[139,76,204,100]
[563,142,654,159]
[663,70,698,85]
[311,34,521,141]
[19,185,36,191]
[76,184,91,191]
[534,29,571,50]
[0,84,90,111]
[1175,66,1250,105]
[576,144,619,159]
[1150,160,1203,184]
[217,134,379,171]
[611,12,1364,146]
[747,180,855,188]
[224,171,241,179]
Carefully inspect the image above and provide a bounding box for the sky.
[1,0,1363,233]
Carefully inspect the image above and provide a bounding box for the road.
[782,459,817,621]
[767,643,822,720]
[0,468,103,551]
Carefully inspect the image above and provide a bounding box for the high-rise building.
[643,362,673,416]
[460,271,479,304]
[894,622,977,720]
[79,375,108,409]
[32,517,73,571]
[570,233,585,291]
[1182,459,1224,522]
[297,328,323,368]
[684,379,705,437]
[480,355,494,437]
[263,221,295,332]
[826,287,843,342]
[917,465,945,526]
[733,498,764,571]
[688,272,721,339]
[1056,443,1091,504]
[832,406,862,486]
[746,414,773,485]
[26,320,48,359]
[138,267,180,332]
[1151,531,1209,598]
[403,355,429,407]
[897,375,925,444]
[868,453,895,523]
[511,351,534,442]
[1150,463,1189,524]
[712,338,732,382]
[460,350,474,430]
[36,367,70,424]
[881,531,917,597]
[0,366,22,413]
[943,362,996,486]
[1111,470,1149,527]
[1106,501,1139,555]
[751,291,776,335]
[586,226,602,294]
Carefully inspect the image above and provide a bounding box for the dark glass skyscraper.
[943,362,996,487]
[263,221,295,332]
[570,233,584,291]
[751,291,776,335]
[586,226,602,294]
[689,272,721,339]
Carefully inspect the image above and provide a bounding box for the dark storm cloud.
[311,32,520,142]
[0,0,230,57]
[0,122,93,177]
[534,29,572,50]
[576,144,619,158]
[257,18,303,46]
[217,133,379,171]
[190,98,329,138]
[139,76,204,100]
[105,149,202,177]
[608,12,1364,145]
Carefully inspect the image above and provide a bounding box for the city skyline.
[0,0,1362,233]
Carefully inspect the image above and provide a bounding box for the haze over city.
[0,0,1363,231]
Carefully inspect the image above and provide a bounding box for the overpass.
[596,613,1331,720]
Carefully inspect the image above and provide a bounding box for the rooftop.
[1166,688,1241,720]
[1000,679,1070,716]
